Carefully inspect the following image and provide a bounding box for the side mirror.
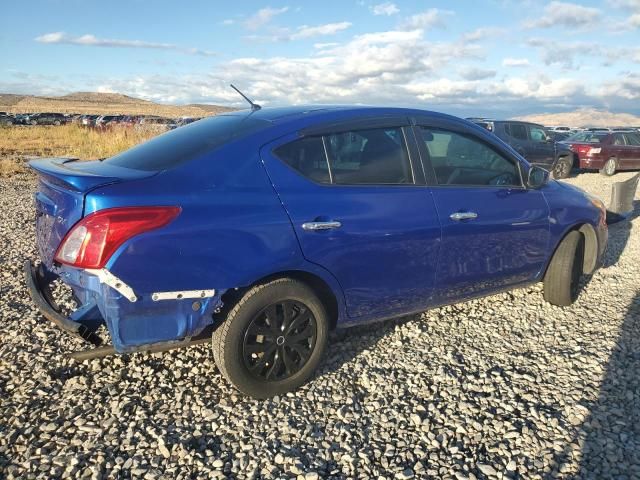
[527,165,550,189]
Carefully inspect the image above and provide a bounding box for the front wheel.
[212,278,329,398]
[600,158,617,176]
[543,230,585,306]
[552,156,572,179]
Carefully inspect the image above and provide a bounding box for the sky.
[1,0,639,117]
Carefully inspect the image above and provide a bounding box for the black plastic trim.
[24,260,102,346]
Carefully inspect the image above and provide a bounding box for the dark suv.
[471,120,574,178]
[30,113,68,126]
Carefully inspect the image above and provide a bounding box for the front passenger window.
[420,128,521,187]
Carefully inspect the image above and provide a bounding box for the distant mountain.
[514,108,640,127]
[59,92,153,104]
[0,92,235,117]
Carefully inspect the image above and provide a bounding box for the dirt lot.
[0,171,638,479]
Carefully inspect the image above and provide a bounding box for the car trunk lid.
[30,157,156,267]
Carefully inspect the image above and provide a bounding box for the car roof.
[218,104,467,126]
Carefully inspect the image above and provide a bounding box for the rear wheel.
[552,156,572,179]
[212,278,329,398]
[543,230,585,306]
[600,157,617,176]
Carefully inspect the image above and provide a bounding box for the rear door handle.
[302,221,342,231]
[450,211,478,221]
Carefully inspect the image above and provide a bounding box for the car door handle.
[301,221,342,231]
[450,212,478,221]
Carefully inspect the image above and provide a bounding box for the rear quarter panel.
[84,140,307,295]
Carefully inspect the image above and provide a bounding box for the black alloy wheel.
[242,300,317,381]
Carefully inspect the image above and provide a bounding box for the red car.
[562,130,640,176]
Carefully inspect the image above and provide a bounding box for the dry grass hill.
[0,92,236,117]
[515,108,640,127]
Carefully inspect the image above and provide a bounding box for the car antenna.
[230,84,261,111]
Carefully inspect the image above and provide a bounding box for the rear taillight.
[570,144,594,157]
[55,206,181,269]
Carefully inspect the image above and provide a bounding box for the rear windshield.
[105,114,269,171]
[565,132,608,143]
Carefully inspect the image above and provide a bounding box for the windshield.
[105,114,270,171]
[565,132,608,143]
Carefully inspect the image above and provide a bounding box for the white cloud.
[244,7,289,30]
[607,0,640,9]
[314,42,339,49]
[34,32,217,56]
[400,9,452,30]
[35,32,175,49]
[502,58,530,67]
[291,22,352,39]
[598,73,640,99]
[371,2,400,16]
[458,67,497,80]
[461,27,506,42]
[523,2,600,29]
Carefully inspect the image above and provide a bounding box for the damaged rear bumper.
[25,260,224,353]
[25,260,102,345]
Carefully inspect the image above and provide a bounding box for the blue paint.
[29,106,607,352]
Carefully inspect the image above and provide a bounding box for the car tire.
[212,278,329,398]
[30,120,37,126]
[54,121,61,126]
[552,156,572,179]
[543,230,585,306]
[600,158,617,176]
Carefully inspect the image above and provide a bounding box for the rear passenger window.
[273,127,413,185]
[613,134,626,146]
[625,133,640,146]
[273,137,330,183]
[507,124,528,141]
[324,128,412,184]
[420,128,520,187]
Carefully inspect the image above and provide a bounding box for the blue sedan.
[26,106,608,398]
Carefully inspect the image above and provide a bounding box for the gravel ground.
[1,171,638,480]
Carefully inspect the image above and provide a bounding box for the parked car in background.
[561,130,640,175]
[137,116,177,131]
[80,114,100,127]
[12,113,32,125]
[95,115,128,128]
[0,113,14,126]
[549,130,572,142]
[30,113,68,126]
[176,117,201,127]
[548,126,572,132]
[472,120,574,178]
[26,106,607,398]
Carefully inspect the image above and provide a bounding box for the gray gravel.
[1,171,638,479]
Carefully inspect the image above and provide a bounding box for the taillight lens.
[55,206,181,269]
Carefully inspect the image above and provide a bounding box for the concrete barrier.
[607,173,639,224]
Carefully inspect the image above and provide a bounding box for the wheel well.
[219,271,340,330]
